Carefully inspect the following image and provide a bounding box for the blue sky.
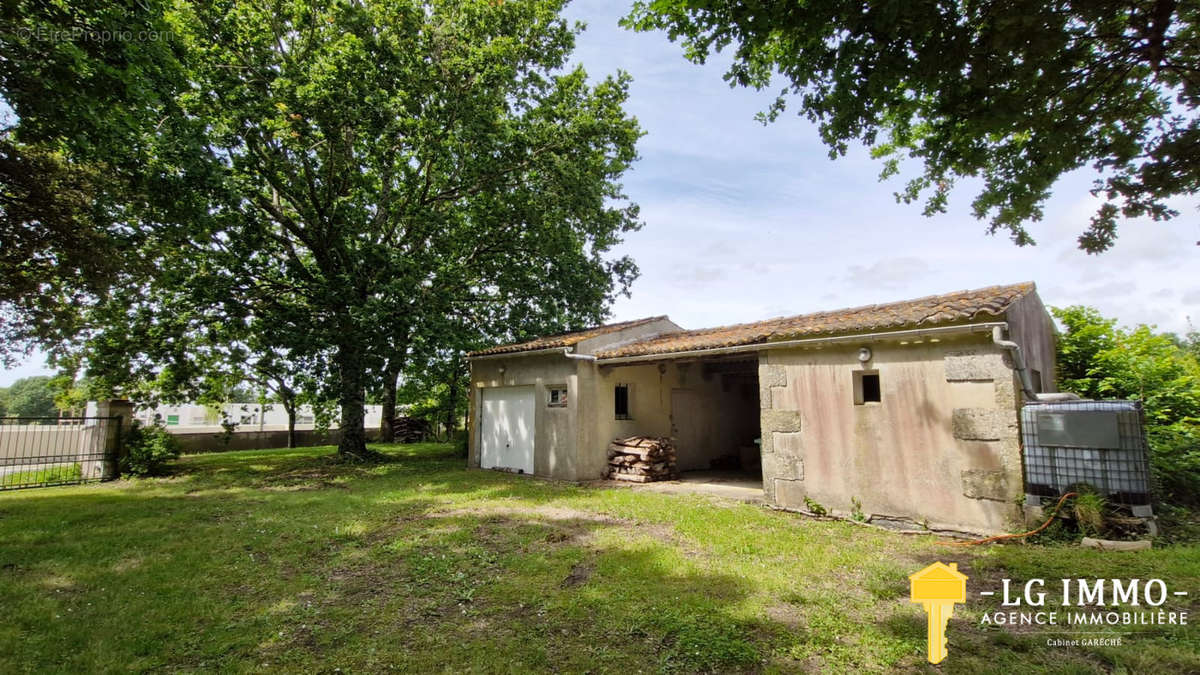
[2,1,1196,386]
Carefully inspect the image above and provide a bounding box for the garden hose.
[947,492,1078,547]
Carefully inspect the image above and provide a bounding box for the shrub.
[122,421,182,476]
[1148,424,1200,507]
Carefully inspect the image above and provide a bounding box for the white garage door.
[479,386,535,474]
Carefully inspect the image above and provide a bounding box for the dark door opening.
[669,358,762,483]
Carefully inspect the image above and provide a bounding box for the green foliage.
[0,376,59,418]
[1052,305,1200,507]
[396,351,469,439]
[803,496,827,516]
[1148,425,1200,507]
[122,421,182,477]
[0,0,204,366]
[625,1,1200,251]
[1072,492,1107,536]
[1053,305,1200,424]
[48,0,641,459]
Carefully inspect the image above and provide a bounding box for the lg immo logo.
[909,562,967,664]
[909,562,1191,664]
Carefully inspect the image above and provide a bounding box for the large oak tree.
[4,1,641,459]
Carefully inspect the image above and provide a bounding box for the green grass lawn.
[0,443,1196,673]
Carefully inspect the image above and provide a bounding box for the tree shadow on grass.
[0,457,796,672]
[270,508,773,672]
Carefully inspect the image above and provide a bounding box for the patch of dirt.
[256,468,352,491]
[765,603,805,630]
[560,560,594,588]
[111,556,143,573]
[432,504,625,524]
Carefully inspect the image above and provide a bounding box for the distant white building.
[88,402,384,432]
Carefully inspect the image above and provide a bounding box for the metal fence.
[0,416,120,490]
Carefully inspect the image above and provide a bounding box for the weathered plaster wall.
[575,318,682,355]
[579,361,759,477]
[469,354,580,480]
[759,335,1025,533]
[468,318,685,481]
[1005,292,1058,394]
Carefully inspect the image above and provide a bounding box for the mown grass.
[0,443,1195,673]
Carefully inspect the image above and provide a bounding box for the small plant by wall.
[850,496,867,522]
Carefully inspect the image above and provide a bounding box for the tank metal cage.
[1020,400,1152,507]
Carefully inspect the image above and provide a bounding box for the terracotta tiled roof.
[595,282,1035,359]
[469,316,671,357]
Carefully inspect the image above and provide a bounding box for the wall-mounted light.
[857,347,873,363]
[498,364,506,375]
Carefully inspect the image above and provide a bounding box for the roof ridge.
[468,315,672,357]
[525,315,668,341]
[649,282,1035,339]
[593,282,1038,359]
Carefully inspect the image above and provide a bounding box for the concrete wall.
[1005,291,1058,394]
[575,318,682,355]
[467,317,683,481]
[173,427,382,454]
[470,352,761,482]
[468,354,581,480]
[759,334,1026,533]
[120,402,385,430]
[583,360,759,476]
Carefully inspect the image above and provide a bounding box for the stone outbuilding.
[466,282,1056,533]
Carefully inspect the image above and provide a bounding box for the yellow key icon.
[909,562,967,664]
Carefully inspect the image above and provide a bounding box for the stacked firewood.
[390,416,431,443]
[607,436,677,482]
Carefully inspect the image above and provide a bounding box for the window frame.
[853,370,881,405]
[546,386,568,408]
[614,383,632,420]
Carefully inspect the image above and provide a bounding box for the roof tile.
[594,282,1034,359]
[468,316,670,357]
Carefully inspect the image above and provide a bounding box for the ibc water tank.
[1020,400,1152,506]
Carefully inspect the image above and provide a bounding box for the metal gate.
[0,417,120,490]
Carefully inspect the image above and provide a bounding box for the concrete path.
[629,470,765,503]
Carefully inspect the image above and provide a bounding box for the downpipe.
[992,325,1040,402]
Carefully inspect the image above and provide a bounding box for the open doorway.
[669,358,761,485]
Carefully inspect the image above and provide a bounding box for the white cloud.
[844,257,932,289]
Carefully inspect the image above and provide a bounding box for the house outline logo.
[909,561,968,664]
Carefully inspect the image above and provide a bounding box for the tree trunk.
[336,343,368,458]
[285,400,297,449]
[444,361,460,438]
[379,357,402,442]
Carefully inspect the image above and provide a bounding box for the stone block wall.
[757,337,1025,534]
